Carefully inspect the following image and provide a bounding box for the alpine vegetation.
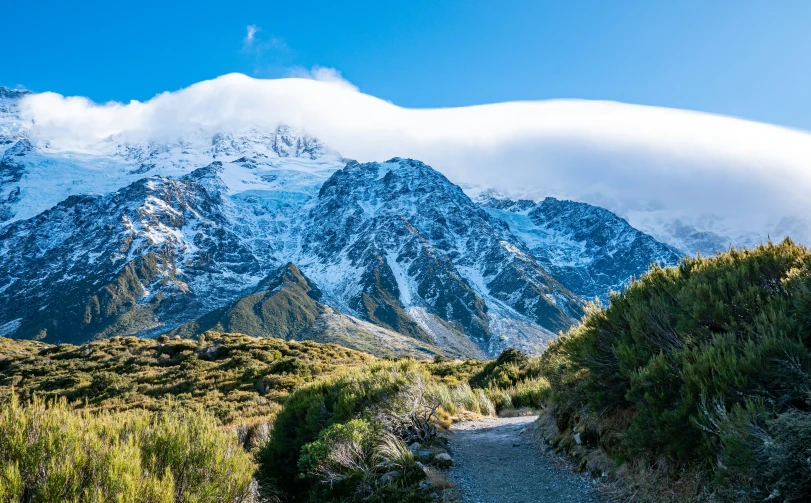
[535,239,811,502]
[0,332,539,502]
[259,360,495,502]
[0,393,255,503]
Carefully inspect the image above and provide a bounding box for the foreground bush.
[0,393,255,503]
[540,240,811,501]
[260,360,488,501]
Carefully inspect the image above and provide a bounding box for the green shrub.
[259,360,420,492]
[539,239,811,501]
[0,393,254,502]
[501,377,551,410]
[468,348,549,412]
[138,407,256,502]
[756,410,811,500]
[260,360,469,501]
[471,348,530,388]
[298,419,377,495]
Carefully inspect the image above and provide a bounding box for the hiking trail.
[449,415,605,503]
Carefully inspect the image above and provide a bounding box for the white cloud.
[243,25,258,47]
[16,73,811,249]
[286,66,358,91]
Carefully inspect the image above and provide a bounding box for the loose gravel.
[448,416,605,503]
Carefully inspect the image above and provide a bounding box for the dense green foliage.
[0,393,254,503]
[260,360,497,501]
[0,332,372,428]
[465,348,551,412]
[539,240,811,501]
[1,333,519,502]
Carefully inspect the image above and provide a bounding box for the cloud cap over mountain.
[16,73,811,249]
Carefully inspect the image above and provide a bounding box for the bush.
[498,377,551,410]
[260,360,472,501]
[757,410,811,500]
[298,419,377,495]
[468,348,548,413]
[0,393,255,503]
[539,240,811,501]
[259,360,421,494]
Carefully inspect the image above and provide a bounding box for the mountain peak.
[2,139,32,158]
[255,262,322,301]
[0,86,31,100]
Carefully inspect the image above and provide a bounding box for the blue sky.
[3,0,811,130]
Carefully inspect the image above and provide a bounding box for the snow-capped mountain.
[0,164,268,342]
[476,190,682,303]
[294,158,584,354]
[0,86,684,355]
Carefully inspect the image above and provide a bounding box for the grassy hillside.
[536,239,811,502]
[167,263,471,359]
[0,331,373,428]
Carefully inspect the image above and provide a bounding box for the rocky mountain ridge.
[476,190,682,303]
[0,88,681,355]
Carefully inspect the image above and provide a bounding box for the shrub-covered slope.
[538,239,811,501]
[1,324,565,501]
[0,332,373,427]
[1,331,538,502]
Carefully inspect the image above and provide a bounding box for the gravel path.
[449,416,605,503]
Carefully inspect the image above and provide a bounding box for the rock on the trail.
[434,452,453,467]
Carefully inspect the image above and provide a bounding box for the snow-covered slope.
[0,86,688,355]
[0,165,269,342]
[0,87,347,344]
[293,158,585,353]
[476,190,682,302]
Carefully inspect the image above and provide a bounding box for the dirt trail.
[449,416,605,503]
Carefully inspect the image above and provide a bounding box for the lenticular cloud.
[17,72,811,249]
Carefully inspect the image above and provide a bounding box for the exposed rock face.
[477,191,682,303]
[168,262,474,359]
